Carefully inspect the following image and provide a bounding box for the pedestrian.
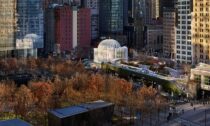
[194,107,196,111]
[191,102,193,107]
[167,116,169,122]
[182,109,184,114]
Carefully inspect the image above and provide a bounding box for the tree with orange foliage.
[106,77,132,119]
[0,60,9,74]
[88,74,105,94]
[51,76,68,108]
[7,58,18,72]
[30,82,53,110]
[136,86,167,125]
[137,86,157,109]
[29,82,53,125]
[108,78,132,105]
[62,78,86,105]
[0,82,16,118]
[27,58,37,71]
[71,73,89,91]
[13,85,33,118]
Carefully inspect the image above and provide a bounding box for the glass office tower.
[99,0,124,35]
[16,0,44,57]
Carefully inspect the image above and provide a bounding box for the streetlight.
[205,109,206,126]
[202,91,205,105]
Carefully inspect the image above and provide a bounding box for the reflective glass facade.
[99,0,123,35]
[16,0,44,49]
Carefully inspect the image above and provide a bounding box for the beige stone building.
[190,63,210,92]
[192,0,210,64]
[151,0,160,19]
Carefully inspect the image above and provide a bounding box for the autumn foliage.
[0,57,167,126]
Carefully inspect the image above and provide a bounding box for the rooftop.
[192,63,210,72]
[98,39,121,49]
[49,106,88,118]
[79,100,114,110]
[0,119,31,126]
[49,100,114,118]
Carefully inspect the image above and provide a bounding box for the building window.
[194,75,201,84]
[204,76,210,85]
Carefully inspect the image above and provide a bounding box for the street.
[162,103,210,126]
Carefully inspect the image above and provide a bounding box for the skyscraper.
[16,0,44,57]
[159,0,176,17]
[77,8,91,48]
[150,0,160,20]
[163,8,176,59]
[84,0,99,40]
[0,0,17,57]
[45,4,91,54]
[176,0,192,64]
[192,0,210,64]
[145,0,160,24]
[55,4,73,53]
[99,0,124,36]
[45,4,56,54]
[146,25,163,53]
[131,0,145,49]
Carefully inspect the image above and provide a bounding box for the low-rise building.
[48,100,114,126]
[190,63,210,91]
[0,119,31,126]
[94,39,128,63]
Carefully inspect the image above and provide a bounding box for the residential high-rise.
[163,8,176,59]
[77,8,91,48]
[55,5,73,53]
[99,0,124,36]
[45,4,91,54]
[176,0,192,64]
[192,0,210,64]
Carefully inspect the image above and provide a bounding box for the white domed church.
[94,39,128,63]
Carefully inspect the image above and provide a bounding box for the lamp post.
[205,109,206,126]
[202,91,205,105]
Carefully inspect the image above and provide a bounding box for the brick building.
[45,4,91,55]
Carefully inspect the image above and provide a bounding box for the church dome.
[98,39,121,49]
